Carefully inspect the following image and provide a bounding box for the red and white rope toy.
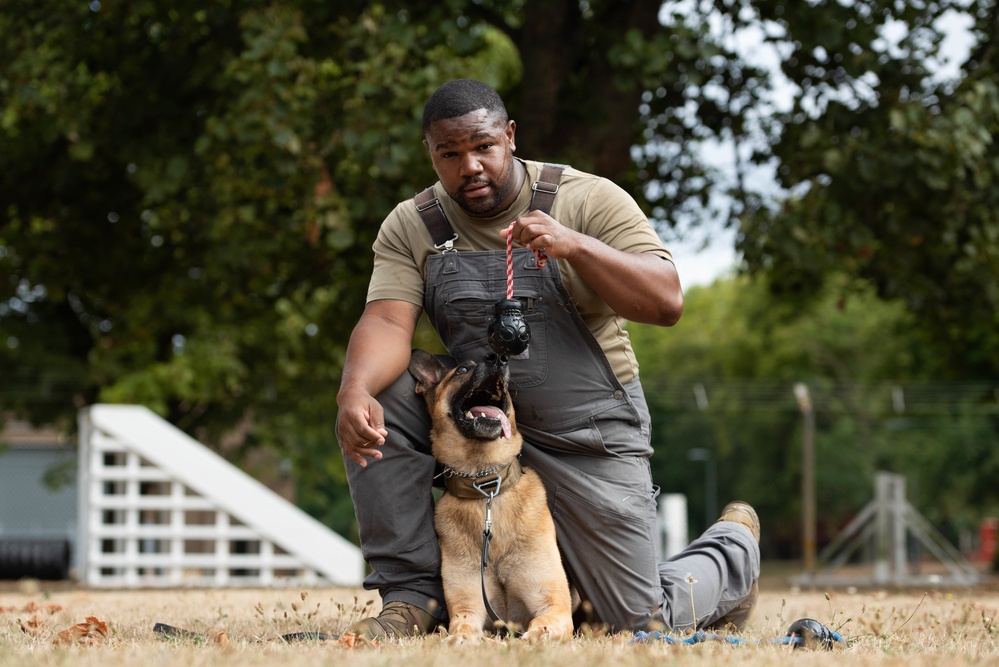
[505,221,548,299]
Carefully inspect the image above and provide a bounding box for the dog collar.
[442,460,524,499]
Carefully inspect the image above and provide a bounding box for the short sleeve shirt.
[366,159,672,382]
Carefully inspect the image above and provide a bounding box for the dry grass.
[1,579,996,667]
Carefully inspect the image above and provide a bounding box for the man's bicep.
[362,299,423,337]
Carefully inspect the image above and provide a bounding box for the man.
[335,79,759,639]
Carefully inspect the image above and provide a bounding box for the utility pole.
[687,447,717,529]
[793,383,816,572]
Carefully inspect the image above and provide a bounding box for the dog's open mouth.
[455,386,512,441]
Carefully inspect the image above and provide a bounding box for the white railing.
[77,404,364,588]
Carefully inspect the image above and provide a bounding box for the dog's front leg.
[520,590,574,642]
[515,567,574,642]
[442,562,488,644]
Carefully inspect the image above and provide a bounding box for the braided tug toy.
[486,221,549,357]
[632,617,846,649]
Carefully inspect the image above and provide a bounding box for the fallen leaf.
[54,616,109,645]
[214,630,229,647]
[1,602,63,615]
[19,615,46,637]
[337,631,374,648]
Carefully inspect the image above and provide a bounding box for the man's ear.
[408,349,447,397]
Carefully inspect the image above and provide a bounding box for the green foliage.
[632,275,999,555]
[737,0,999,376]
[0,1,515,525]
[3,0,997,550]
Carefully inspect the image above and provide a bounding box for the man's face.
[423,109,520,217]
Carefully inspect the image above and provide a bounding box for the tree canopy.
[2,0,997,549]
[630,275,999,553]
[737,1,999,378]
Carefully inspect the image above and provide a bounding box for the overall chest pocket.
[442,287,549,388]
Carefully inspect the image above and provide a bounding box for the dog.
[408,349,573,643]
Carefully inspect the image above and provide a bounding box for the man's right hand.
[335,387,389,467]
[334,299,423,468]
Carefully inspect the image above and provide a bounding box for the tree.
[0,2,514,524]
[3,0,995,538]
[736,0,999,377]
[630,274,999,557]
[450,1,999,379]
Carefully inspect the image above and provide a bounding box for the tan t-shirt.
[367,159,673,382]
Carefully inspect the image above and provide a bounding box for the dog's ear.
[408,349,448,397]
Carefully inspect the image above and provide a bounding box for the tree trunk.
[513,0,662,184]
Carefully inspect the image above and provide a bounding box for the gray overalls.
[344,194,759,633]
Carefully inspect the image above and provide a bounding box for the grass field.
[1,576,996,667]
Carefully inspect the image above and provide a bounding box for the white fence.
[77,404,364,588]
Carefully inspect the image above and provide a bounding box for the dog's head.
[408,350,521,466]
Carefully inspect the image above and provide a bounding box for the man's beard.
[451,165,516,216]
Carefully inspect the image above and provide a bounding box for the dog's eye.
[455,365,470,375]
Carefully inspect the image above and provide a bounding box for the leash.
[473,475,517,636]
[153,622,332,643]
[504,220,547,299]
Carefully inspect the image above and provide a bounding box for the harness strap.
[414,163,567,250]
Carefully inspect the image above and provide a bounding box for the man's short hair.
[422,79,509,134]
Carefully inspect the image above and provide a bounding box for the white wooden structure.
[657,493,689,558]
[77,404,364,588]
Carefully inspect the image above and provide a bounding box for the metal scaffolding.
[793,472,980,587]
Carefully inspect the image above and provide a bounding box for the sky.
[658,6,977,289]
[668,224,739,290]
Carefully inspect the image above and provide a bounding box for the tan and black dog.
[408,349,573,643]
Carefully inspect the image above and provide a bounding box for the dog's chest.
[434,472,551,561]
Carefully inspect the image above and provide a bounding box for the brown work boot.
[711,501,760,630]
[716,500,760,542]
[349,600,439,641]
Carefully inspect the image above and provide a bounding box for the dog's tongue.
[470,406,511,439]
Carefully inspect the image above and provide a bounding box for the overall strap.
[413,186,457,251]
[414,163,567,250]
[529,163,565,215]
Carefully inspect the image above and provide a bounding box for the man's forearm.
[567,236,683,326]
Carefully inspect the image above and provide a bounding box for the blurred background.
[1,0,997,577]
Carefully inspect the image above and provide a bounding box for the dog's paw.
[443,618,485,646]
[444,631,484,645]
[521,627,557,642]
[521,616,573,643]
